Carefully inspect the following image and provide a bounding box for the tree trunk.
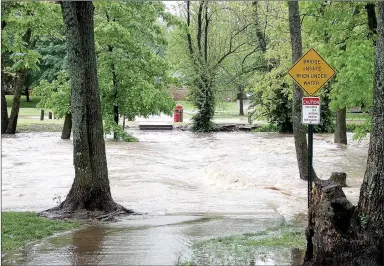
[5,27,31,135]
[40,109,44,120]
[334,108,347,144]
[303,3,384,264]
[61,112,72,139]
[111,54,119,140]
[302,180,382,266]
[1,17,9,134]
[1,81,9,134]
[6,72,26,134]
[43,2,132,217]
[357,0,384,241]
[238,89,244,116]
[25,86,30,102]
[288,1,317,181]
[366,3,377,37]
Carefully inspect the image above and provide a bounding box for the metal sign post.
[308,124,313,208]
[302,96,320,207]
[288,48,335,208]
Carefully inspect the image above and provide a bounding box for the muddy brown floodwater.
[1,131,369,265]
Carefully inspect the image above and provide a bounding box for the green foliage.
[1,2,63,75]
[314,86,335,133]
[351,116,372,141]
[32,37,67,84]
[1,212,82,252]
[250,83,292,133]
[301,2,374,119]
[103,119,138,142]
[253,123,279,133]
[247,3,295,133]
[249,57,293,133]
[95,2,175,127]
[169,2,266,131]
[33,71,70,119]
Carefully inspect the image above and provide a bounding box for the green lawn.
[346,112,370,120]
[7,108,43,117]
[176,100,241,116]
[1,212,83,253]
[5,95,42,109]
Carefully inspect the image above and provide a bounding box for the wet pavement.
[1,131,369,265]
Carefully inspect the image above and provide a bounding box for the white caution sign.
[302,97,320,125]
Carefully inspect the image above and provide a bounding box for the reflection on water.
[1,131,369,265]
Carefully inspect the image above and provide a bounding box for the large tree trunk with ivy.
[334,108,347,144]
[42,2,132,218]
[303,3,384,264]
[61,112,72,140]
[187,1,215,132]
[192,71,215,132]
[288,1,317,181]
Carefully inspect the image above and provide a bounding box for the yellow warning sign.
[288,48,336,96]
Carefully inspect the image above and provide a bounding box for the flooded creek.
[1,131,369,265]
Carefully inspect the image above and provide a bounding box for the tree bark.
[61,112,72,139]
[334,108,347,144]
[288,1,317,181]
[43,1,131,216]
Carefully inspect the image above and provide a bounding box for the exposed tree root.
[39,199,136,222]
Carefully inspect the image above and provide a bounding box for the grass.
[7,108,44,117]
[346,112,370,120]
[179,222,306,266]
[194,224,305,249]
[13,118,64,133]
[1,212,83,253]
[5,95,42,109]
[253,124,279,132]
[176,101,241,116]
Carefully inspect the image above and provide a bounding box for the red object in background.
[174,105,183,122]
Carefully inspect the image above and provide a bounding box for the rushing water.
[1,131,369,265]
